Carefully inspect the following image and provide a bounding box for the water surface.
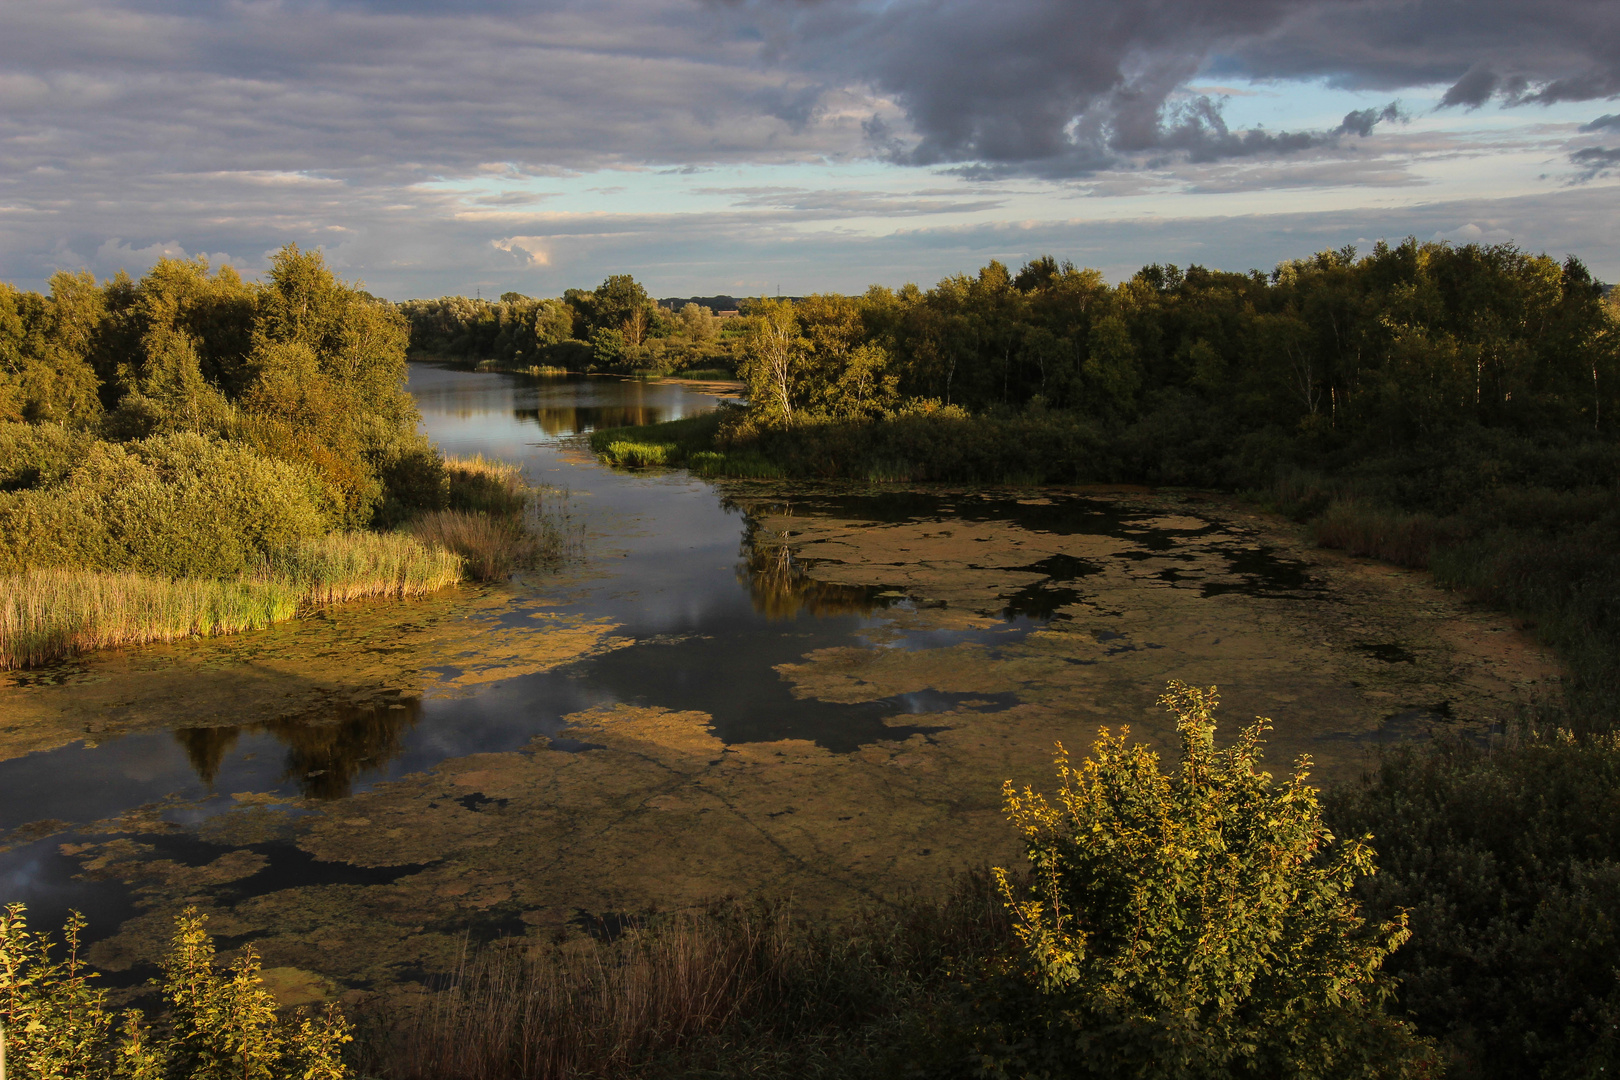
[0,365,1560,991]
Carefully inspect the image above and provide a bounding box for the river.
[0,363,1560,997]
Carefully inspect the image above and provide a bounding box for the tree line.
[398,274,742,374]
[735,241,1617,465]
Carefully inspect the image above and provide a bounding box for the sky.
[2,0,1618,299]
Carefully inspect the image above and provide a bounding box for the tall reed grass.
[266,531,463,604]
[0,532,465,670]
[1308,498,1459,569]
[446,454,530,516]
[409,481,582,582]
[0,569,298,669]
[375,877,1011,1080]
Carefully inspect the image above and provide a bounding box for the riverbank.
[0,452,571,670]
[4,361,1608,1080]
[594,409,1620,731]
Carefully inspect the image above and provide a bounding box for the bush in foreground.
[970,682,1437,1079]
[1328,729,1620,1080]
[0,904,351,1080]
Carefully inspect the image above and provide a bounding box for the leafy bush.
[0,432,330,577]
[0,904,352,1080]
[971,683,1436,1079]
[0,421,95,491]
[1327,731,1620,1080]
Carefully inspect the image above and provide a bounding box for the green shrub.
[0,904,352,1080]
[1328,731,1620,1080]
[0,421,96,491]
[972,682,1436,1079]
[0,432,329,577]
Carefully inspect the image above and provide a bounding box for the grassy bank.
[592,410,1620,731]
[1258,461,1620,728]
[0,454,577,670]
[0,531,461,669]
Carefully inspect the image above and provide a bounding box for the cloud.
[1580,114,1620,132]
[1334,103,1406,138]
[1570,146,1620,181]
[722,0,1618,175]
[2,0,1618,294]
[492,237,553,266]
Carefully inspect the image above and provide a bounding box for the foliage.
[975,683,1435,1079]
[0,533,460,669]
[1326,730,1620,1080]
[398,275,741,375]
[0,905,352,1080]
[0,907,113,1079]
[0,247,430,532]
[0,430,331,578]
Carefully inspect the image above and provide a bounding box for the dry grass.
[409,480,583,582]
[0,569,299,669]
[372,878,1011,1080]
[387,908,794,1080]
[408,510,532,582]
[1310,498,1459,569]
[446,454,530,516]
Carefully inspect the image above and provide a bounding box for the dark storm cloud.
[1571,146,1620,180]
[723,0,1618,174]
[1,0,1617,292]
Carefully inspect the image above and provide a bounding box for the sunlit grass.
[266,530,463,604]
[0,569,299,670]
[445,453,530,516]
[1,532,465,669]
[0,455,587,669]
[409,484,583,582]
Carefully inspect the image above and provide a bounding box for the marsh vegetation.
[4,240,1618,1079]
[575,240,1620,1078]
[0,249,570,668]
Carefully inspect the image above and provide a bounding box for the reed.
[1309,498,1457,569]
[408,510,532,582]
[600,440,676,467]
[446,454,530,516]
[267,531,463,604]
[0,532,466,669]
[0,569,298,669]
[376,876,1011,1080]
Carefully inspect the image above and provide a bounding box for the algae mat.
[1,485,1560,1001]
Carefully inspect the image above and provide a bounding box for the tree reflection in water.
[175,697,423,800]
[736,517,889,620]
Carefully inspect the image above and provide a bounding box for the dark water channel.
[0,364,1317,953]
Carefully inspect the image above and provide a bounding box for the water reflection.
[514,404,670,434]
[735,518,888,620]
[175,698,422,800]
